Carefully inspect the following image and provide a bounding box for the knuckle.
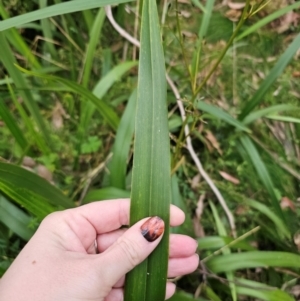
[41,211,61,225]
[117,236,141,269]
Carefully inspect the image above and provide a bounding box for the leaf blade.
[0,0,133,32]
[239,33,300,120]
[0,162,73,219]
[124,0,171,300]
[206,251,300,273]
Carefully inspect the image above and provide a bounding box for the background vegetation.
[0,0,300,300]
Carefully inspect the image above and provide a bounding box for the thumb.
[97,216,165,287]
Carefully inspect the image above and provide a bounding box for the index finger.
[74,199,185,234]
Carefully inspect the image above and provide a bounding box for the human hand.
[0,199,199,301]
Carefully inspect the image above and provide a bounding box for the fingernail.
[141,216,164,242]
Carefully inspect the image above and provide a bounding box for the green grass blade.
[109,89,137,189]
[16,65,120,130]
[242,104,297,125]
[80,61,137,133]
[0,195,35,241]
[124,0,171,300]
[0,3,41,69]
[39,0,57,58]
[0,162,73,220]
[198,236,255,251]
[82,10,94,32]
[93,61,137,98]
[239,33,300,120]
[6,80,49,154]
[236,278,294,301]
[236,2,300,41]
[239,135,286,225]
[245,198,289,239]
[197,101,251,132]
[203,286,223,301]
[82,8,105,88]
[3,30,41,69]
[0,0,133,32]
[191,0,215,87]
[83,187,130,203]
[206,251,300,273]
[189,0,206,12]
[171,174,193,235]
[169,291,209,301]
[265,115,300,123]
[0,33,52,150]
[0,99,28,150]
[210,201,237,301]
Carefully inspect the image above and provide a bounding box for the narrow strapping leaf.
[0,0,133,32]
[236,2,300,41]
[197,100,251,132]
[0,162,73,220]
[235,278,294,301]
[239,135,286,225]
[0,195,35,241]
[239,33,300,120]
[109,89,137,189]
[206,251,300,273]
[16,65,119,130]
[124,0,171,300]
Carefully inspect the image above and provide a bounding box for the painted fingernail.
[141,216,164,242]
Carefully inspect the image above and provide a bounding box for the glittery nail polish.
[140,216,164,242]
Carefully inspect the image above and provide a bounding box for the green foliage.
[0,0,300,300]
[124,0,170,299]
[0,162,73,219]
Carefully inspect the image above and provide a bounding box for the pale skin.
[0,199,199,301]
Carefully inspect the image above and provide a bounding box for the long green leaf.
[82,8,105,88]
[124,0,171,300]
[171,174,193,236]
[169,291,209,301]
[245,198,289,238]
[198,236,255,251]
[0,3,41,69]
[242,104,297,125]
[206,251,300,273]
[84,187,130,203]
[239,33,300,119]
[203,286,222,301]
[0,99,28,150]
[109,89,137,189]
[39,0,57,58]
[0,195,35,241]
[210,201,237,301]
[236,2,300,41]
[0,33,52,151]
[0,162,73,220]
[236,278,294,301]
[266,115,300,123]
[16,65,119,130]
[93,61,138,98]
[6,80,47,154]
[239,135,286,224]
[0,0,133,32]
[197,101,251,133]
[191,0,215,87]
[80,61,137,133]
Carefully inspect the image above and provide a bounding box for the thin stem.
[175,0,194,92]
[202,226,261,263]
